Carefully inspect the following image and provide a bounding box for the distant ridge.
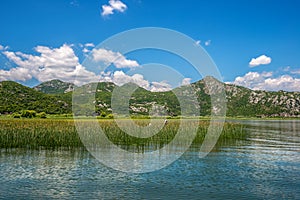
[33,79,75,94]
[0,78,300,117]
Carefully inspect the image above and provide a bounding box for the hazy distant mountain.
[1,78,300,117]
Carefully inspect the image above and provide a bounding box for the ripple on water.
[0,120,300,199]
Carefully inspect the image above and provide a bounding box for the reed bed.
[0,119,246,149]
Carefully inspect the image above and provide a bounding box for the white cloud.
[70,0,79,7]
[0,44,99,85]
[79,43,95,54]
[249,54,271,67]
[109,0,127,11]
[291,69,300,75]
[282,66,300,75]
[290,69,300,75]
[0,67,32,82]
[0,45,9,51]
[99,70,172,92]
[101,0,127,17]
[150,81,172,92]
[231,71,300,91]
[181,78,191,86]
[92,48,139,69]
[102,5,114,16]
[232,71,271,89]
[262,75,300,91]
[110,71,149,89]
[204,40,211,46]
[82,48,90,53]
[194,40,211,47]
[84,43,95,47]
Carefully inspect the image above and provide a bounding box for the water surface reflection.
[0,120,299,199]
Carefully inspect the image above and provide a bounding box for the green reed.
[0,119,246,149]
[0,119,82,149]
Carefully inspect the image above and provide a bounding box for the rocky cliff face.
[225,84,300,117]
[33,79,75,94]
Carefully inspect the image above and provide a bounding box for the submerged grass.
[0,119,246,149]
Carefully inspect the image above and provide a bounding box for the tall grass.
[0,119,245,150]
[0,119,82,149]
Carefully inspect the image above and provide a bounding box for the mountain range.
[0,78,300,117]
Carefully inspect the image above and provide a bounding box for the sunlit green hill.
[1,77,300,117]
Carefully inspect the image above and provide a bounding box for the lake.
[0,120,299,199]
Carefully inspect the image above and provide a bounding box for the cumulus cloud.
[101,0,127,17]
[109,0,127,11]
[249,54,271,67]
[0,44,99,85]
[181,78,192,86]
[92,48,139,69]
[0,67,32,82]
[150,81,172,92]
[231,71,300,91]
[105,71,149,89]
[102,5,114,16]
[99,70,172,92]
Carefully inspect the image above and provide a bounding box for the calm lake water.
[1,120,299,199]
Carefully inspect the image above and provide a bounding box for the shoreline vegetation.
[1,114,298,150]
[0,118,247,150]
[1,112,300,120]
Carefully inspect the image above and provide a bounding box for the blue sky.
[0,0,300,91]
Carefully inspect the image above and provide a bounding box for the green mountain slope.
[225,83,300,117]
[0,81,71,114]
[1,78,300,117]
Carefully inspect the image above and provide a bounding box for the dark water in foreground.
[0,120,300,199]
